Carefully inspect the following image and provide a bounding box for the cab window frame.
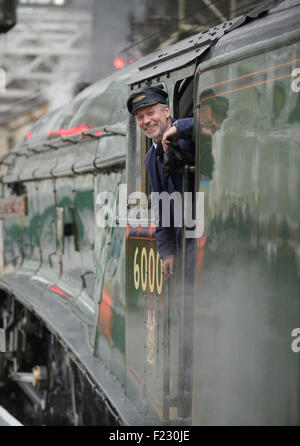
[127,82,168,207]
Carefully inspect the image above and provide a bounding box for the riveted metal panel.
[1,211,22,274]
[51,177,82,297]
[94,168,126,386]
[126,235,167,421]
[31,179,59,286]
[16,182,41,276]
[72,174,95,326]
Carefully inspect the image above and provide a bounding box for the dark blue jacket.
[145,118,194,258]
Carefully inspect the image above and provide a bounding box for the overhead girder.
[202,0,228,22]
[0,6,92,125]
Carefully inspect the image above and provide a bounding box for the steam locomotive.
[0,0,300,425]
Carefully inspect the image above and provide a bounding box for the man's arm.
[145,151,177,277]
[162,117,193,150]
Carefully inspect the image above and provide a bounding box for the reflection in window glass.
[198,42,300,250]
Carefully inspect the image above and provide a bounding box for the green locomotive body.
[0,0,300,425]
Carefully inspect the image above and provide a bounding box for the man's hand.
[162,256,175,277]
[162,125,178,151]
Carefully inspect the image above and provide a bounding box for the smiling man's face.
[135,103,170,142]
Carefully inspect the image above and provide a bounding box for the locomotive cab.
[125,72,197,422]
